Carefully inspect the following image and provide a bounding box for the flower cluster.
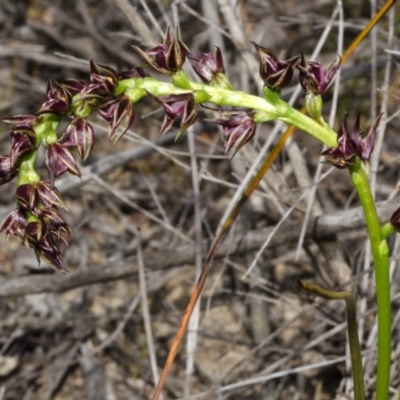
[0,112,72,271]
[0,28,346,272]
[0,62,142,271]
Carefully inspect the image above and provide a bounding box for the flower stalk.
[118,77,338,147]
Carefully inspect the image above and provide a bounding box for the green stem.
[299,281,365,400]
[34,114,61,145]
[276,98,337,147]
[350,158,391,400]
[117,78,338,148]
[17,113,63,187]
[17,151,40,186]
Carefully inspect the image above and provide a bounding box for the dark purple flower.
[35,182,66,210]
[297,52,341,95]
[16,184,37,211]
[132,27,188,74]
[45,143,81,185]
[36,80,72,115]
[322,113,383,168]
[0,207,72,272]
[0,209,27,239]
[10,127,36,166]
[207,111,256,156]
[97,96,135,143]
[15,182,66,214]
[25,221,68,272]
[0,155,17,185]
[349,114,382,162]
[23,220,47,248]
[149,93,197,137]
[82,61,119,101]
[40,209,71,235]
[3,116,37,167]
[40,249,68,272]
[251,42,300,90]
[59,117,95,161]
[187,46,225,83]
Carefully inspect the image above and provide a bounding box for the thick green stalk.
[350,158,391,400]
[118,78,338,148]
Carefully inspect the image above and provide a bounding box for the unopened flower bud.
[305,93,324,124]
[251,42,300,91]
[187,47,232,89]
